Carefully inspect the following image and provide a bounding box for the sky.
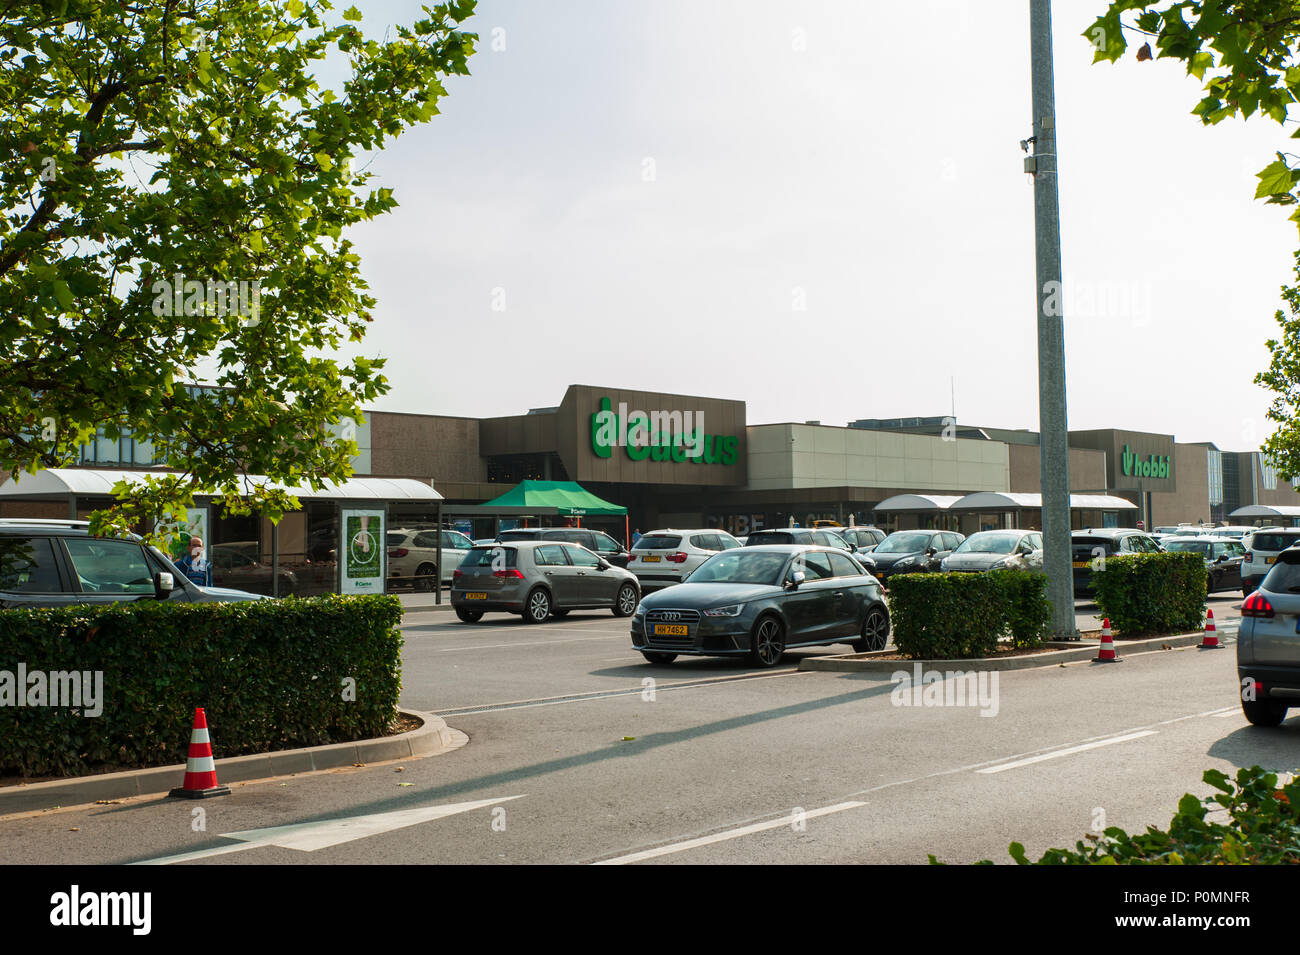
[337,0,1299,451]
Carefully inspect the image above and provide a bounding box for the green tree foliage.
[0,0,475,537]
[1088,3,1300,479]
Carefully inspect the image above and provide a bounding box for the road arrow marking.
[133,795,524,865]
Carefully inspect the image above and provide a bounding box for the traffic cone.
[169,708,231,799]
[1094,618,1120,663]
[1199,608,1222,649]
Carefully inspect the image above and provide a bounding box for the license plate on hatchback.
[465,593,487,600]
[653,624,687,636]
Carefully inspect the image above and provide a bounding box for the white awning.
[1229,504,1300,518]
[0,468,442,502]
[872,494,965,512]
[949,492,1138,511]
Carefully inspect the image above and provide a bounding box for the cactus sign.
[1122,445,1170,479]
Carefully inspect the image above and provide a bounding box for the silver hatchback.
[1238,547,1300,726]
[450,541,641,624]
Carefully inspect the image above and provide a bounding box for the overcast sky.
[341,0,1297,451]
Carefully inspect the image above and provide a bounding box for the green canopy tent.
[479,480,629,541]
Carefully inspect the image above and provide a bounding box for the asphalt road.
[0,591,1284,866]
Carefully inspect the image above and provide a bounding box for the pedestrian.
[175,536,211,587]
[631,528,642,547]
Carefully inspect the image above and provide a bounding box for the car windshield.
[688,551,789,585]
[876,532,931,554]
[1164,540,1210,556]
[954,533,1019,555]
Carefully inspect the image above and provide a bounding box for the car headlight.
[704,604,744,617]
[894,557,915,569]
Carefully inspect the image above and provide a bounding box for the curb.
[798,631,1219,673]
[0,709,460,816]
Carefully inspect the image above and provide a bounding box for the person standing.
[631,528,642,547]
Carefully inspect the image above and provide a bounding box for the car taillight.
[494,569,524,579]
[1245,551,1253,563]
[1242,592,1274,618]
[667,552,688,563]
[453,569,463,579]
[388,548,409,558]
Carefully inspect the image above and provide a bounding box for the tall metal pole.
[1030,0,1076,637]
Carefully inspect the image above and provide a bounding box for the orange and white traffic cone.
[169,707,231,799]
[1199,608,1222,649]
[1094,618,1120,663]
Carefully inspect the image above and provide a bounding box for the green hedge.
[937,766,1300,865]
[1092,552,1206,636]
[888,570,1051,659]
[0,594,403,777]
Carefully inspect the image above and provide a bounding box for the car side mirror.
[155,571,175,598]
[597,559,610,570]
[926,547,937,556]
[786,570,806,590]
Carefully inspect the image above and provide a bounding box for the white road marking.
[975,730,1158,774]
[436,669,805,716]
[132,796,524,865]
[592,801,866,865]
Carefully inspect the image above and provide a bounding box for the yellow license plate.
[653,624,687,636]
[465,592,487,600]
[641,556,661,563]
[1267,556,1277,564]
[1071,561,1090,569]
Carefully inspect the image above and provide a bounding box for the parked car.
[837,527,887,553]
[630,545,890,667]
[386,527,475,589]
[1069,528,1163,597]
[1161,536,1246,594]
[210,542,298,596]
[450,540,640,623]
[1241,527,1300,596]
[858,530,963,583]
[496,527,630,568]
[1237,549,1300,725]
[1209,526,1256,541]
[940,530,1043,573]
[627,528,742,593]
[745,527,858,553]
[0,520,265,607]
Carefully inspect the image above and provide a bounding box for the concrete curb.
[798,631,1220,673]
[0,709,460,816]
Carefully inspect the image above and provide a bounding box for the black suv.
[0,520,265,608]
[495,527,630,568]
[1070,528,1163,597]
[745,528,858,553]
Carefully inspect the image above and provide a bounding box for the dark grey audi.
[630,545,890,668]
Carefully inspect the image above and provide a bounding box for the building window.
[1261,453,1279,491]
[1207,449,1223,506]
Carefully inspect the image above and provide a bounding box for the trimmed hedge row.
[888,570,1051,659]
[0,594,403,777]
[1092,552,1206,636]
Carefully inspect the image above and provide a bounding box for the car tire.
[852,605,890,652]
[415,563,438,592]
[613,583,639,617]
[524,587,551,624]
[455,608,483,623]
[641,651,677,664]
[1242,699,1289,727]
[748,615,786,668]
